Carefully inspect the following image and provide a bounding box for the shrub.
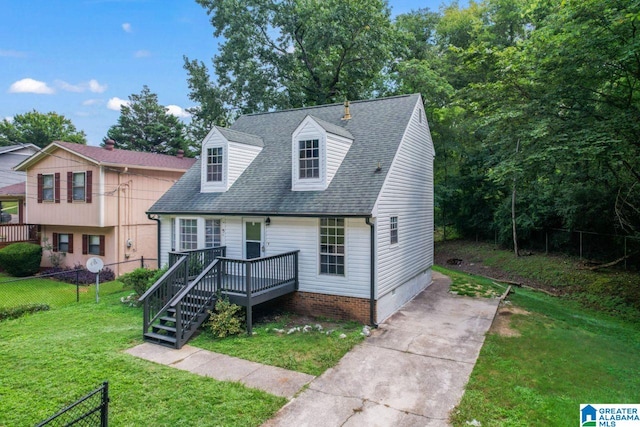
[41,264,115,284]
[0,243,42,277]
[119,268,157,297]
[208,297,244,338]
[0,304,50,322]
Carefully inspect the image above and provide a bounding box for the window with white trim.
[299,139,320,179]
[205,219,221,248]
[42,174,54,202]
[179,218,198,250]
[320,218,345,275]
[206,147,223,182]
[390,216,398,245]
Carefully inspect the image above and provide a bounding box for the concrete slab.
[173,352,263,381]
[125,343,201,365]
[310,344,473,419]
[343,401,445,427]
[242,365,315,399]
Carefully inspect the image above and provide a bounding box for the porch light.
[266,217,271,226]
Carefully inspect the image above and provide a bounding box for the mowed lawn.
[442,266,640,426]
[0,290,285,426]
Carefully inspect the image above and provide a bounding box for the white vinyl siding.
[325,133,352,184]
[373,100,434,301]
[227,141,262,188]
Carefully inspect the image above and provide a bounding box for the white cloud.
[82,98,102,106]
[134,50,151,58]
[88,79,107,93]
[3,116,13,123]
[8,78,55,94]
[0,49,28,58]
[166,104,191,118]
[55,79,107,93]
[107,97,130,111]
[122,22,132,33]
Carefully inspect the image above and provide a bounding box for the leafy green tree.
[106,85,191,156]
[0,110,86,148]
[188,0,398,114]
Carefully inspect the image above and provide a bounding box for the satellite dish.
[86,257,104,273]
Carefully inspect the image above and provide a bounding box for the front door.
[244,219,263,259]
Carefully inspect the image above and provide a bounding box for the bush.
[41,264,115,284]
[119,268,157,297]
[0,304,50,322]
[0,243,42,277]
[208,297,244,338]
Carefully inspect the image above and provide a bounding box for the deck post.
[246,261,252,335]
[294,252,299,290]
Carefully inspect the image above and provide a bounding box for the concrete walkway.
[126,271,500,426]
[263,271,500,426]
[125,343,315,399]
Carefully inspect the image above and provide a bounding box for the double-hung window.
[72,172,86,201]
[179,218,198,250]
[320,218,345,275]
[82,234,104,256]
[206,147,223,182]
[205,219,221,248]
[42,174,54,202]
[53,233,73,253]
[299,139,319,179]
[390,216,398,245]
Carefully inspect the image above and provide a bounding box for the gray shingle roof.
[148,94,421,216]
[215,126,264,147]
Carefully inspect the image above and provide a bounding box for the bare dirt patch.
[489,304,530,337]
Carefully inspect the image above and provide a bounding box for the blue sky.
[1,0,445,146]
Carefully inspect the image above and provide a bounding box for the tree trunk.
[512,140,520,257]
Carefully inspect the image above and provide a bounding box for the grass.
[191,314,365,376]
[434,265,505,298]
[0,290,286,426]
[0,273,124,308]
[433,265,640,426]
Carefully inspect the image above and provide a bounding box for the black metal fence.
[37,382,109,427]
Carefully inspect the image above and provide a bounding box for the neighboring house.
[15,140,195,275]
[0,144,39,223]
[147,94,434,327]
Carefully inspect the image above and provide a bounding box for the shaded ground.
[434,240,559,293]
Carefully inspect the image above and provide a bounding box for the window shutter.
[86,171,92,203]
[52,233,58,252]
[54,173,60,203]
[37,174,43,203]
[99,235,105,256]
[67,172,73,203]
[68,234,74,254]
[82,234,88,255]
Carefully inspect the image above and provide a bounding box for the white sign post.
[86,257,104,303]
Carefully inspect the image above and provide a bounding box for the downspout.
[365,217,378,328]
[147,214,161,268]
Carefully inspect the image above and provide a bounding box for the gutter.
[365,217,378,328]
[147,214,161,267]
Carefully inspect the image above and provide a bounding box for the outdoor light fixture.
[266,217,271,226]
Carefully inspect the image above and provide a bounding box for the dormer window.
[292,115,353,192]
[299,139,320,179]
[206,147,223,182]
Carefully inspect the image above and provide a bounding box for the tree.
[188,0,398,114]
[0,110,86,148]
[106,86,191,156]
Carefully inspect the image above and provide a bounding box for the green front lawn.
[0,291,285,426]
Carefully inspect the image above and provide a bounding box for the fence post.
[246,261,252,336]
[545,231,548,255]
[76,270,80,303]
[625,237,628,271]
[101,381,109,427]
[140,256,144,269]
[579,231,583,260]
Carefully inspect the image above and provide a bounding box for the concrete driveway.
[263,271,501,427]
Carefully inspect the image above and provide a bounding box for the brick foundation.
[278,291,374,325]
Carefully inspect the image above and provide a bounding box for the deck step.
[143,332,177,348]
[152,324,177,334]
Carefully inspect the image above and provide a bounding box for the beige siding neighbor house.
[15,140,195,275]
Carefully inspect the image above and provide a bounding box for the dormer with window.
[291,115,353,192]
[200,126,263,193]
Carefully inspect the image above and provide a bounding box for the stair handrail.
[141,255,189,335]
[170,258,221,348]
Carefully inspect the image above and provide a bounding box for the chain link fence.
[0,257,157,309]
[36,382,109,427]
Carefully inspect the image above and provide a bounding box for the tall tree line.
[186,0,640,245]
